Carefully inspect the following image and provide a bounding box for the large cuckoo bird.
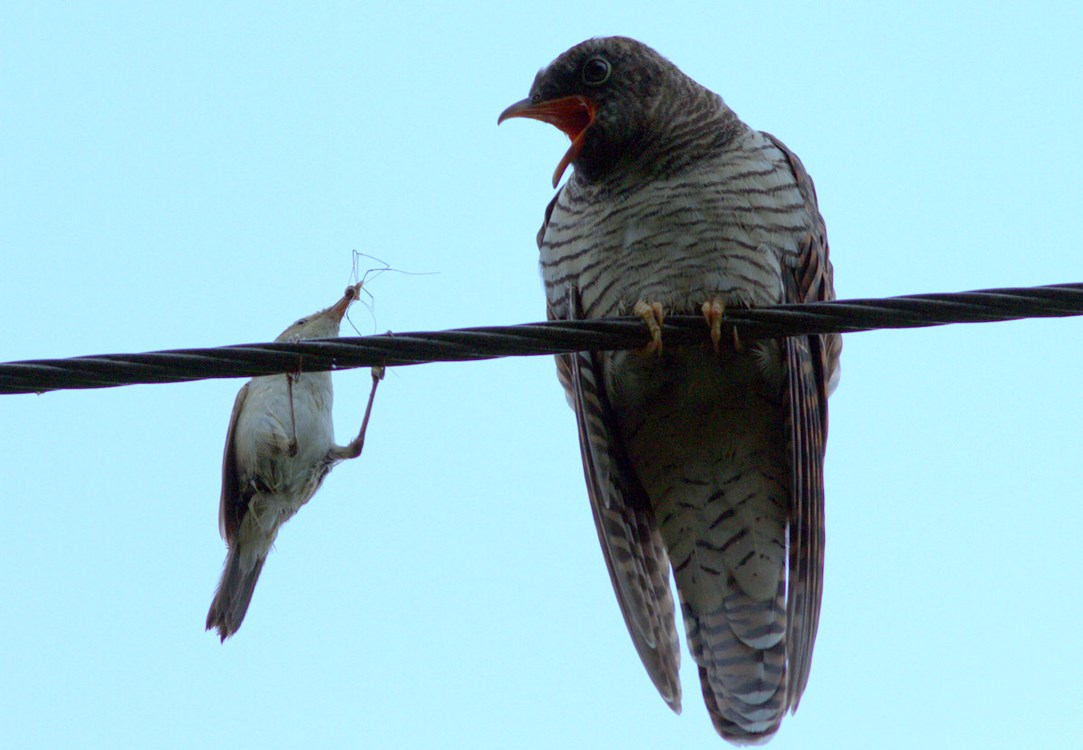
[499,36,840,742]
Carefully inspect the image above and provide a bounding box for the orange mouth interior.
[501,95,597,186]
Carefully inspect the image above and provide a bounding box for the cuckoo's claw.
[701,298,725,353]
[633,300,665,355]
[701,297,743,353]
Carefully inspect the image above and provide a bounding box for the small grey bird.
[500,37,840,742]
[206,282,384,641]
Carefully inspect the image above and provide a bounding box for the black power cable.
[3,283,1081,396]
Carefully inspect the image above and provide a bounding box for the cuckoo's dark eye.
[582,56,611,86]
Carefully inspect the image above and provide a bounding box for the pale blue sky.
[3,3,1082,748]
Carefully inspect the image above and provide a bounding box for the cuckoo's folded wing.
[551,290,682,710]
[765,132,838,704]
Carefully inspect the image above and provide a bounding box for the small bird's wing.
[764,132,839,703]
[219,383,250,542]
[549,286,682,711]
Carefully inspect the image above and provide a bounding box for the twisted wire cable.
[3,282,1082,396]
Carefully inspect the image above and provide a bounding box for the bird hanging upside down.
[206,283,384,641]
[499,36,841,743]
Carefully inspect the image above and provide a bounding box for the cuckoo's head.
[498,37,716,187]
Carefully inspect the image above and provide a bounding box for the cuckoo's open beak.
[499,95,597,187]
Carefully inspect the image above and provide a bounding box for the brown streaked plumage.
[500,37,840,742]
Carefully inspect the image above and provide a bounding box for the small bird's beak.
[328,281,364,321]
[499,95,597,187]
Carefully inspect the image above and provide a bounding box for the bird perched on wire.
[499,36,840,742]
[206,283,384,641]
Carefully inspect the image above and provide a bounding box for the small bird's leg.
[286,371,299,457]
[331,366,386,461]
[633,300,665,354]
[701,296,743,353]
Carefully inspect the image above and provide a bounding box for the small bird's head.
[274,281,363,343]
[498,37,723,187]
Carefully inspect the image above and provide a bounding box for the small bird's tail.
[206,547,267,641]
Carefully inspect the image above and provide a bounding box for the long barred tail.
[206,547,267,641]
